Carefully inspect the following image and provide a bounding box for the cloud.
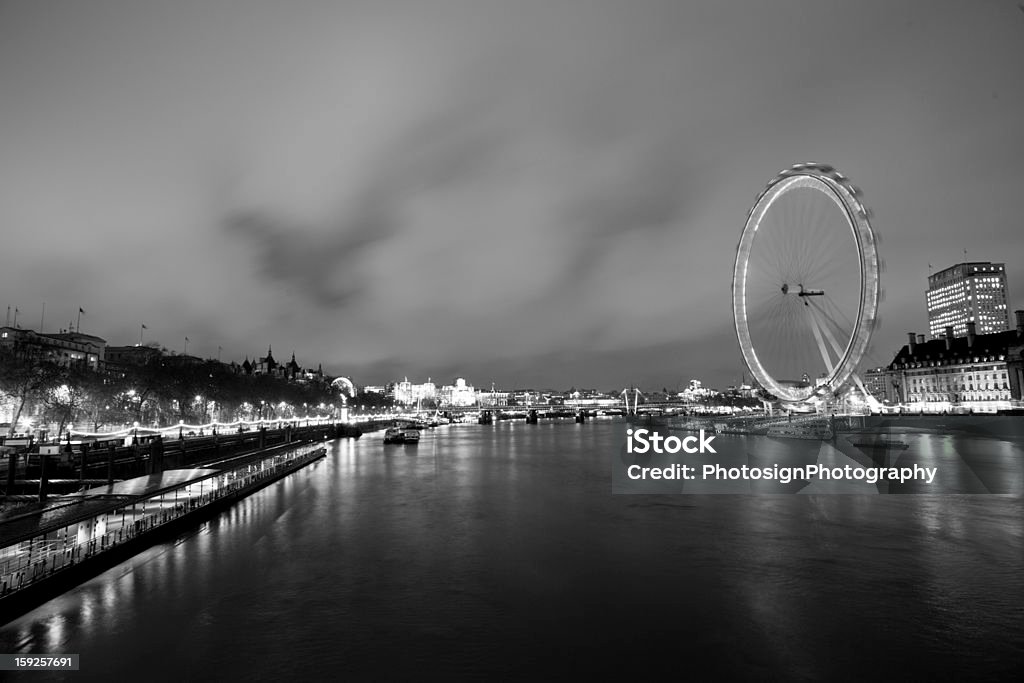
[2,0,1023,389]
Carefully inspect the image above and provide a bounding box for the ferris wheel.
[331,376,356,403]
[732,163,880,403]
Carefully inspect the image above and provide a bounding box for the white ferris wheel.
[732,163,880,403]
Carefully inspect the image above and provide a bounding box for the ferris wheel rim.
[732,163,879,403]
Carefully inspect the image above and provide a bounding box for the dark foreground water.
[2,421,1021,680]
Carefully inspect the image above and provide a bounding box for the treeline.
[0,351,344,437]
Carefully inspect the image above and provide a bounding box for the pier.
[2,421,358,498]
[0,442,328,620]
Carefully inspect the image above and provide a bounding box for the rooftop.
[890,328,1024,368]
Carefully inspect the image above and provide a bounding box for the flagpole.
[140,324,144,346]
[76,308,81,333]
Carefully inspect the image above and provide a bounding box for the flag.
[79,307,85,314]
[185,337,190,342]
[141,324,148,330]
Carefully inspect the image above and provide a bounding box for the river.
[1,420,1021,680]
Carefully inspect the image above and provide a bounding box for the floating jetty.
[0,443,327,621]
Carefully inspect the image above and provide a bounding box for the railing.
[0,445,326,598]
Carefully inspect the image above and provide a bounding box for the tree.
[0,352,63,435]
[41,365,90,440]
[80,371,130,431]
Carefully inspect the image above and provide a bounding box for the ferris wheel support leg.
[810,303,848,364]
[813,303,877,409]
[848,372,882,411]
[805,304,835,373]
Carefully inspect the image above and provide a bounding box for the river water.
[1,420,1021,680]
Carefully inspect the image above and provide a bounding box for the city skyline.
[2,1,1024,389]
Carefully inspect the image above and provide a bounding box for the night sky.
[2,0,1023,391]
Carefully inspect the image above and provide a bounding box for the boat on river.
[383,427,420,444]
[849,439,908,450]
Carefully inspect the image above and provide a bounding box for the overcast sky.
[2,0,1023,391]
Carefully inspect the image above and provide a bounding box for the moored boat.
[383,427,421,444]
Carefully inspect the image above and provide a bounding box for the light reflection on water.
[0,421,1021,680]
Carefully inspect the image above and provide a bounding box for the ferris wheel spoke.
[792,191,818,280]
[800,253,841,289]
[799,218,845,285]
[821,294,856,337]
[806,196,848,282]
[750,219,788,283]
[794,192,823,282]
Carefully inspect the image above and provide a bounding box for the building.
[888,312,1024,412]
[476,389,511,407]
[0,327,106,370]
[926,262,1010,338]
[862,367,895,403]
[105,345,162,367]
[438,378,476,407]
[679,379,719,402]
[252,346,279,376]
[392,378,437,405]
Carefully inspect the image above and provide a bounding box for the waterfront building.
[0,327,106,371]
[105,345,162,367]
[862,367,896,403]
[889,312,1024,412]
[679,379,718,402]
[926,261,1010,338]
[393,378,437,405]
[297,363,325,384]
[438,378,476,407]
[476,389,511,407]
[253,346,279,376]
[510,390,539,406]
[160,353,205,368]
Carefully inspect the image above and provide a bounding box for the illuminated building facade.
[438,378,476,407]
[0,327,106,370]
[862,367,895,403]
[889,314,1024,412]
[393,378,437,405]
[926,262,1009,338]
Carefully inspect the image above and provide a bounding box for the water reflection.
[0,423,1020,680]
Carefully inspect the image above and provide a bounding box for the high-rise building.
[926,262,1009,338]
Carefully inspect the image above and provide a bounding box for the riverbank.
[0,443,327,622]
